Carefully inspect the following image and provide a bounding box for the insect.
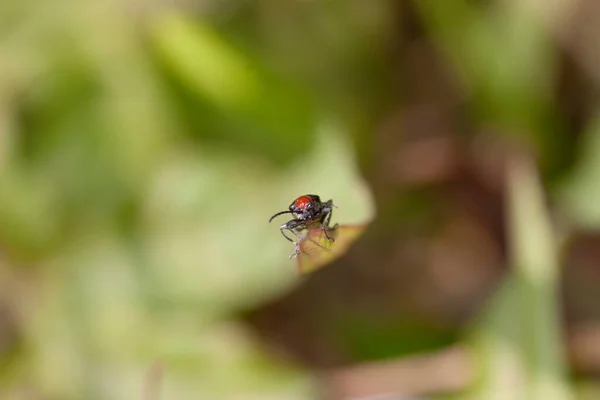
[269,195,337,258]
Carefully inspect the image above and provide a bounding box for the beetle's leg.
[280,226,301,245]
[325,199,337,209]
[321,208,335,242]
[280,220,306,245]
[280,224,305,259]
[318,200,337,241]
[286,219,307,231]
[289,246,301,259]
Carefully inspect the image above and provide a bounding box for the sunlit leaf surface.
[296,224,367,274]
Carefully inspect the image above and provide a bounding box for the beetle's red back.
[292,195,315,211]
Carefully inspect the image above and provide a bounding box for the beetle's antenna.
[269,210,293,223]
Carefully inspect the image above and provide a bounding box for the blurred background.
[2,0,600,399]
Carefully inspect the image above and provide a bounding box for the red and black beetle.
[269,194,336,257]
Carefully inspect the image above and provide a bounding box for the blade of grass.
[461,156,571,400]
[507,156,571,400]
[462,276,527,400]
